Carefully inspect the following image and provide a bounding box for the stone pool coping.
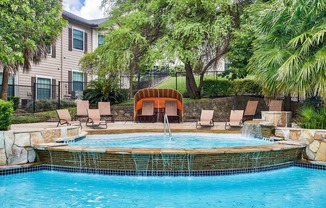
[33,141,305,155]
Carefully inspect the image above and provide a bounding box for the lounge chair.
[243,100,258,121]
[75,100,89,120]
[165,100,179,123]
[225,110,244,129]
[98,102,114,122]
[269,100,283,111]
[196,110,214,128]
[56,109,82,129]
[86,109,108,128]
[137,100,156,123]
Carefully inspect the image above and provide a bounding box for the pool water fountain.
[34,133,305,176]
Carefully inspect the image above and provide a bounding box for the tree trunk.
[1,66,9,101]
[284,94,291,111]
[185,62,201,99]
[129,70,133,98]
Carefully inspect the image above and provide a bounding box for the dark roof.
[62,10,106,27]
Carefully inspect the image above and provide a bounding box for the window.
[73,29,84,50]
[73,71,84,91]
[37,77,51,99]
[47,45,52,55]
[0,73,15,97]
[98,35,104,46]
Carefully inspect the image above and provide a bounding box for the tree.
[82,0,251,99]
[81,0,167,97]
[157,0,252,99]
[249,0,326,102]
[0,0,66,100]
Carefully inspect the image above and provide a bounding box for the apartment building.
[0,11,106,102]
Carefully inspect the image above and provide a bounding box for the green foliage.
[7,96,20,110]
[11,113,51,124]
[248,0,326,98]
[83,78,129,105]
[232,79,262,95]
[202,79,231,97]
[0,0,66,67]
[224,5,259,80]
[0,0,67,100]
[298,106,326,129]
[302,96,324,111]
[25,99,76,113]
[202,79,262,97]
[0,99,14,130]
[86,0,252,99]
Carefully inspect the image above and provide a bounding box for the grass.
[155,75,218,95]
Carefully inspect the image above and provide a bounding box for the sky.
[62,0,107,20]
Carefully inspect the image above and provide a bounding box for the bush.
[0,100,14,130]
[202,79,231,97]
[8,96,20,110]
[25,99,76,112]
[83,78,129,105]
[231,79,262,95]
[298,105,326,129]
[202,79,261,97]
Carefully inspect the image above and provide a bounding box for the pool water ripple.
[0,167,325,207]
[69,133,272,148]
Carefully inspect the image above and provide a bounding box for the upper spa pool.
[68,133,272,148]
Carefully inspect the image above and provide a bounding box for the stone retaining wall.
[275,128,326,161]
[0,126,83,167]
[112,96,269,122]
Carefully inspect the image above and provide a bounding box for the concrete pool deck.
[10,121,241,134]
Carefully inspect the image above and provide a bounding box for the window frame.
[72,27,85,51]
[98,34,104,46]
[36,76,52,100]
[72,70,84,92]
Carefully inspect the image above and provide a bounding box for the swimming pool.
[1,167,325,207]
[69,133,272,148]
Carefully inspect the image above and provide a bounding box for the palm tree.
[249,0,326,104]
[0,0,66,100]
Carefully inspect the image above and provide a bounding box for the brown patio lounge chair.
[165,100,179,123]
[86,109,108,128]
[75,100,89,120]
[269,100,283,111]
[243,100,259,121]
[56,109,82,129]
[98,102,114,122]
[196,110,214,128]
[137,100,156,123]
[225,110,244,129]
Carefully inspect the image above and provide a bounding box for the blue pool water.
[1,167,325,207]
[70,133,272,148]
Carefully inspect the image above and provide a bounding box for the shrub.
[0,100,14,130]
[8,96,20,110]
[298,105,326,129]
[83,78,129,105]
[202,79,231,97]
[25,99,76,112]
[202,79,261,97]
[231,79,262,95]
[302,96,323,110]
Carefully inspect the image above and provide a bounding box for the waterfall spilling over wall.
[242,121,275,139]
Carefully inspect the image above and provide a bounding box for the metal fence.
[0,72,170,113]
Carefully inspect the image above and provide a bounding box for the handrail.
[163,114,172,138]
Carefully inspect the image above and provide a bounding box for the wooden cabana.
[134,88,183,122]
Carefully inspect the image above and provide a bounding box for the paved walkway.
[10,121,241,133]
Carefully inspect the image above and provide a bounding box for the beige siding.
[15,20,97,99]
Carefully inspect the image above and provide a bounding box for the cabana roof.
[134,88,183,122]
